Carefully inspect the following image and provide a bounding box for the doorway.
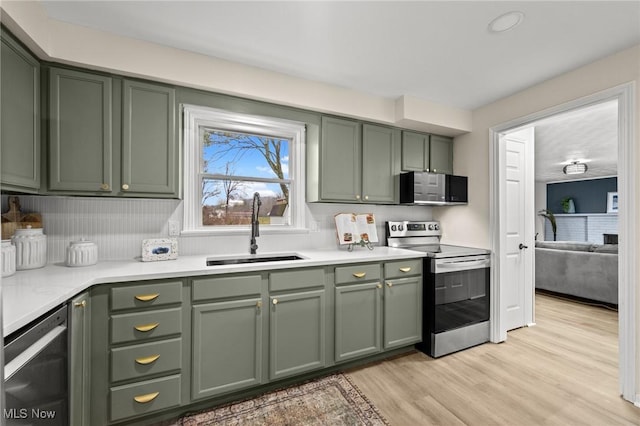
[489,83,636,404]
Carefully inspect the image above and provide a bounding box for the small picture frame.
[142,238,178,261]
[606,192,618,214]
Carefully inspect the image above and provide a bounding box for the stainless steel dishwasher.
[3,304,68,425]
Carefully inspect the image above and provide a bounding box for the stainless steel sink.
[206,254,304,266]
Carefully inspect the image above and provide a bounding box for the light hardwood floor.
[345,293,640,425]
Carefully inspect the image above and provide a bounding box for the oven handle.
[435,258,491,273]
[4,325,67,382]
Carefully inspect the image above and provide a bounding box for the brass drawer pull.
[135,354,160,365]
[134,392,159,404]
[135,293,160,302]
[352,272,366,278]
[399,267,412,273]
[134,322,160,332]
[74,300,87,308]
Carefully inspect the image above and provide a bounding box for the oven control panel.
[386,221,441,238]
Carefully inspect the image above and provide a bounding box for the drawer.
[111,337,182,383]
[192,274,261,302]
[110,374,181,422]
[335,263,381,285]
[111,280,183,311]
[384,259,423,279]
[269,268,325,292]
[111,308,182,345]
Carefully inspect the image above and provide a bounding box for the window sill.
[180,227,311,237]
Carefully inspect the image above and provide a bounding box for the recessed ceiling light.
[488,11,525,33]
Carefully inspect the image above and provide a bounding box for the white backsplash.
[1,195,432,263]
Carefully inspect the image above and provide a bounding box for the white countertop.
[2,247,425,337]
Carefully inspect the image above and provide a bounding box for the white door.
[499,128,535,332]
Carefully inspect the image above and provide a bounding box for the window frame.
[182,104,306,235]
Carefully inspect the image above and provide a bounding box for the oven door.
[428,256,490,333]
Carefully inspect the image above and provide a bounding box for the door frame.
[489,82,636,403]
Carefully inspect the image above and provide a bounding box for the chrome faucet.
[250,192,262,254]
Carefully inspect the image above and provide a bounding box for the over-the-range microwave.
[399,171,468,205]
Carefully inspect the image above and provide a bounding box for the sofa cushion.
[534,241,594,251]
[592,244,619,254]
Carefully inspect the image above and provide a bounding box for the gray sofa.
[535,241,618,305]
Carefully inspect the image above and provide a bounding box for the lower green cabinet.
[335,282,382,362]
[383,275,422,349]
[269,289,326,380]
[191,298,263,400]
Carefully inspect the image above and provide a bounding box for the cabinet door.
[335,282,382,362]
[69,293,91,426]
[0,30,40,192]
[122,80,177,196]
[192,298,263,399]
[269,289,325,380]
[319,116,361,202]
[362,124,397,204]
[49,68,113,193]
[429,135,453,174]
[384,276,422,349]
[401,131,427,172]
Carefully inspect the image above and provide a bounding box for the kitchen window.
[182,105,306,234]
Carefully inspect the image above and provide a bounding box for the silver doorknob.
[519,243,529,250]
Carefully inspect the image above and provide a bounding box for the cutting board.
[1,196,42,240]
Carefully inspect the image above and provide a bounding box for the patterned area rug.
[178,373,388,426]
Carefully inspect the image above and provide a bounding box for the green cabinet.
[47,67,177,198]
[312,117,399,204]
[334,263,383,362]
[383,260,423,349]
[69,292,91,426]
[401,131,453,175]
[191,274,263,400]
[334,260,423,363]
[268,268,326,380]
[0,29,40,193]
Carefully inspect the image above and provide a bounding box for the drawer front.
[111,308,182,345]
[110,374,181,422]
[111,280,183,311]
[111,337,182,383]
[335,263,381,285]
[269,268,325,292]
[384,259,423,279]
[192,274,261,301]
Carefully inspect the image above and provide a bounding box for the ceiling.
[37,1,637,182]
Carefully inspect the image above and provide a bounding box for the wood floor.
[345,293,640,425]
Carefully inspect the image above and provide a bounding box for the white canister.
[12,227,47,270]
[1,240,16,277]
[66,239,98,267]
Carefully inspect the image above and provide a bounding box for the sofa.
[535,241,618,305]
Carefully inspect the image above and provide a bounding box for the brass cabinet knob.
[100,183,110,191]
[426,168,430,172]
[272,299,278,305]
[256,301,262,308]
[74,300,87,308]
[386,282,393,288]
[122,184,130,191]
[433,169,437,173]
[355,194,361,200]
[376,283,382,289]
[134,392,159,404]
[364,195,369,200]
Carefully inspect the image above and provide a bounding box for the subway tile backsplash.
[2,195,433,263]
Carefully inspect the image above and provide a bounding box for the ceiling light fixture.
[563,161,588,175]
[488,11,525,33]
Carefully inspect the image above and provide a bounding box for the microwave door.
[416,173,445,202]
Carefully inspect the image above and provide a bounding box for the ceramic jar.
[12,227,47,270]
[1,240,16,277]
[65,239,98,267]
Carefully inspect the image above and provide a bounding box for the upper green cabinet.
[401,131,453,175]
[47,67,178,198]
[0,29,40,193]
[310,116,399,204]
[49,68,113,193]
